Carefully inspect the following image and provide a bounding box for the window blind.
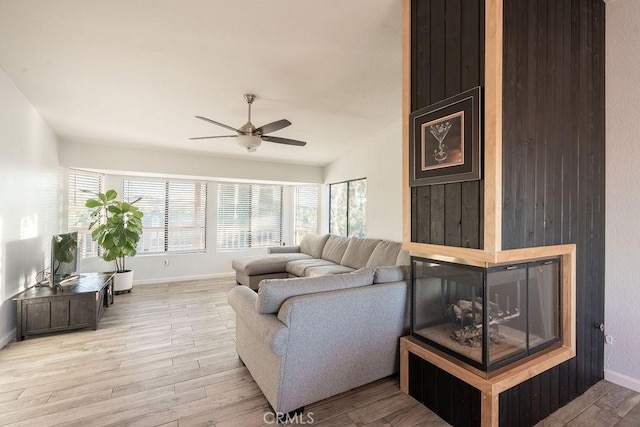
[217,183,282,250]
[68,169,103,258]
[123,179,207,253]
[168,181,207,251]
[295,185,319,244]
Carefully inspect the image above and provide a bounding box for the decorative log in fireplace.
[449,297,521,348]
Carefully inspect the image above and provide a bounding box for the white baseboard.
[604,369,640,393]
[133,272,235,286]
[0,328,16,350]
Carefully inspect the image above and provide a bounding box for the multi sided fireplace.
[411,257,561,375]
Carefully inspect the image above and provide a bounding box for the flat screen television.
[50,231,79,286]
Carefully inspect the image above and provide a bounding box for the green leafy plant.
[85,189,144,272]
[52,232,78,278]
[52,233,77,264]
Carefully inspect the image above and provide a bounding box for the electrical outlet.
[605,335,613,345]
[164,259,170,267]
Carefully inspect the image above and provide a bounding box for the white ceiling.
[0,0,402,167]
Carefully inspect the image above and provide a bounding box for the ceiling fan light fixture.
[236,134,261,152]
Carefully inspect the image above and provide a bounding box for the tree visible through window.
[329,178,366,237]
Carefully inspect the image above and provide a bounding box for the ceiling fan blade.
[262,135,307,146]
[195,116,240,133]
[255,119,291,135]
[189,135,238,140]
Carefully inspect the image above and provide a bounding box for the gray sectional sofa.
[228,234,411,415]
[232,233,410,290]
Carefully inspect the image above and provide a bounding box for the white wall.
[0,68,61,348]
[59,141,324,184]
[323,119,403,242]
[604,0,640,393]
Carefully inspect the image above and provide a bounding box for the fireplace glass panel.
[411,257,561,373]
[412,260,485,365]
[486,265,528,366]
[528,260,561,348]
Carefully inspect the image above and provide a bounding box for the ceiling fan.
[190,94,307,152]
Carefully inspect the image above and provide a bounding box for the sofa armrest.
[228,286,289,356]
[268,245,301,254]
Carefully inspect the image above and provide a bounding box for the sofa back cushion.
[373,265,410,283]
[256,268,374,314]
[321,234,350,264]
[366,241,402,268]
[340,237,381,269]
[299,234,330,258]
[396,248,410,266]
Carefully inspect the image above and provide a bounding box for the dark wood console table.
[13,272,115,341]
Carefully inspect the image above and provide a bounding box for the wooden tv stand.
[13,272,115,341]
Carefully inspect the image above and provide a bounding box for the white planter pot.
[113,270,134,293]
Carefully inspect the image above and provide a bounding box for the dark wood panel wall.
[499,0,605,424]
[410,0,485,249]
[409,353,482,426]
[408,0,605,425]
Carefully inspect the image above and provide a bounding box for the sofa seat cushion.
[299,234,330,258]
[306,264,355,277]
[256,268,374,314]
[232,253,313,276]
[341,237,381,269]
[286,259,335,277]
[366,241,403,268]
[321,235,350,264]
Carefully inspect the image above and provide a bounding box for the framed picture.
[409,86,482,186]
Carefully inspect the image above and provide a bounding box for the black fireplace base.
[409,353,482,426]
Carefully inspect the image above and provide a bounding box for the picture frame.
[409,86,482,186]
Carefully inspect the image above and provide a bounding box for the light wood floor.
[0,277,637,426]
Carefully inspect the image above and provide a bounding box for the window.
[295,185,319,244]
[68,169,103,258]
[217,183,282,250]
[123,179,207,253]
[329,178,367,237]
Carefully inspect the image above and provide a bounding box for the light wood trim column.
[402,0,412,245]
[562,246,577,352]
[483,0,504,254]
[400,336,409,394]
[481,391,499,427]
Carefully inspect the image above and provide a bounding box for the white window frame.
[329,178,367,238]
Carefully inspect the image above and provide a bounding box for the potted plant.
[85,189,144,293]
